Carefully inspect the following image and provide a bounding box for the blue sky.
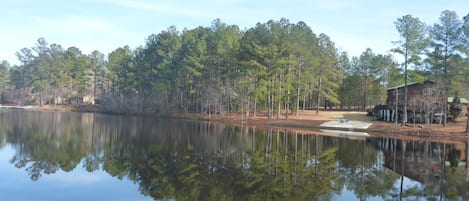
[1,0,467,65]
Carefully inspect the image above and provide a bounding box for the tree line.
[0,10,468,118]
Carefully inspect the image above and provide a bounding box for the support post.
[466,107,469,135]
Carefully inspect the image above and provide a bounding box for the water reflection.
[0,110,468,200]
[376,137,469,200]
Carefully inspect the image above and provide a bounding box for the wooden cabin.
[374,80,469,123]
[375,80,444,123]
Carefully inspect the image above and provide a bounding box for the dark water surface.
[0,110,468,201]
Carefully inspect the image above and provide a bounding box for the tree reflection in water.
[0,110,469,200]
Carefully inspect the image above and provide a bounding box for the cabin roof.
[386,82,419,91]
[386,80,435,91]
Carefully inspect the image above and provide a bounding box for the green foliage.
[430,11,465,93]
[65,46,93,102]
[239,19,326,117]
[339,49,398,110]
[108,46,135,93]
[393,15,428,64]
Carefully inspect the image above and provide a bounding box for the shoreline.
[4,105,469,142]
[169,110,469,142]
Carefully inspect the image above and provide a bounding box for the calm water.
[0,109,468,201]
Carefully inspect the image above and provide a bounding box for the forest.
[0,10,468,118]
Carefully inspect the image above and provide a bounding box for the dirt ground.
[182,110,469,142]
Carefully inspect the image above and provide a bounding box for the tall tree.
[240,22,275,119]
[393,14,428,126]
[64,47,92,105]
[138,26,182,112]
[207,20,242,115]
[350,49,389,110]
[316,33,339,114]
[457,13,469,132]
[30,38,52,106]
[14,47,34,104]
[370,54,398,104]
[357,48,374,110]
[431,10,464,126]
[89,50,106,104]
[48,43,67,105]
[179,27,209,113]
[107,46,135,109]
[337,52,350,110]
[287,21,318,116]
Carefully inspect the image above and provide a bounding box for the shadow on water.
[0,109,468,200]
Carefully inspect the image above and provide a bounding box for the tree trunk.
[277,96,281,120]
[395,88,399,124]
[296,87,300,116]
[228,93,231,114]
[309,83,314,110]
[402,48,408,126]
[246,99,249,120]
[54,91,57,106]
[93,68,97,105]
[286,91,289,120]
[141,91,146,113]
[364,74,368,111]
[207,96,210,118]
[340,78,345,110]
[70,77,74,104]
[316,77,322,115]
[198,91,203,114]
[443,46,449,127]
[302,89,306,112]
[277,74,281,119]
[425,101,430,126]
[271,87,275,119]
[254,95,257,117]
[296,63,301,116]
[241,99,244,124]
[268,84,272,119]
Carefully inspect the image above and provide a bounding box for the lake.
[0,109,468,200]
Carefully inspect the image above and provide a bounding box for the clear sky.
[1,0,467,65]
